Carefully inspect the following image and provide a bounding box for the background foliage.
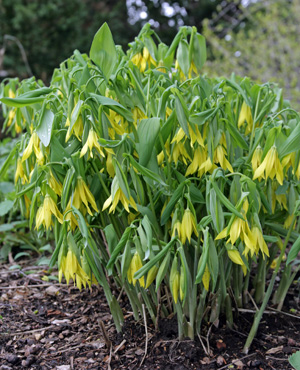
[202,0,300,108]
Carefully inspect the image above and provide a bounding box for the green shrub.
[1,23,300,352]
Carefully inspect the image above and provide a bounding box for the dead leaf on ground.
[266,345,283,354]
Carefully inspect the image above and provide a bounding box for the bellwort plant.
[1,24,300,351]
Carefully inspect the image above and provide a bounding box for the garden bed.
[0,259,299,370]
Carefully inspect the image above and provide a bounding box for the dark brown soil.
[0,259,299,370]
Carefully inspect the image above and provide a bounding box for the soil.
[0,259,299,370]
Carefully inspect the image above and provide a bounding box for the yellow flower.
[131,47,156,73]
[213,145,233,173]
[15,158,28,184]
[80,129,105,158]
[49,171,63,196]
[171,271,180,304]
[65,106,84,142]
[253,146,283,185]
[172,142,191,165]
[59,250,90,289]
[102,187,137,214]
[284,214,295,229]
[7,109,16,128]
[228,249,245,266]
[106,152,115,177]
[145,266,158,289]
[238,102,253,134]
[251,146,263,172]
[36,195,63,230]
[24,194,31,219]
[202,264,210,291]
[216,200,260,258]
[22,132,44,165]
[252,226,269,258]
[171,221,181,239]
[180,209,198,244]
[127,252,145,287]
[8,89,15,98]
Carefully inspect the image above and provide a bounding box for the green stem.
[249,89,261,152]
[243,215,296,353]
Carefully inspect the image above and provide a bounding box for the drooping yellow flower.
[253,146,284,185]
[15,158,28,184]
[180,209,198,244]
[282,152,295,172]
[284,214,295,229]
[145,266,158,289]
[36,195,63,230]
[59,250,90,289]
[131,47,156,73]
[227,249,245,266]
[127,252,145,287]
[24,194,31,219]
[171,271,180,304]
[106,151,115,177]
[202,264,210,291]
[133,107,147,127]
[49,171,63,196]
[64,177,99,229]
[213,145,233,173]
[80,129,105,158]
[252,226,269,258]
[216,199,258,259]
[238,102,253,134]
[65,107,84,142]
[199,154,216,175]
[172,142,191,165]
[102,187,137,214]
[8,89,15,98]
[22,132,44,165]
[171,220,181,239]
[251,146,263,172]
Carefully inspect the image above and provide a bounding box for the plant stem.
[243,215,296,353]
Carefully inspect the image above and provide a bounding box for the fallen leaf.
[217,355,226,366]
[266,345,283,354]
[56,366,71,370]
[232,359,244,369]
[51,319,71,325]
[45,286,60,296]
[216,339,226,349]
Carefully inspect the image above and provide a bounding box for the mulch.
[0,259,299,370]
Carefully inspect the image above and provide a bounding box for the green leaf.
[161,181,188,225]
[0,200,14,216]
[192,33,206,70]
[137,118,161,167]
[155,251,171,291]
[289,351,300,370]
[14,252,31,260]
[125,154,167,186]
[134,238,176,280]
[176,40,189,77]
[0,144,19,179]
[36,105,55,147]
[107,226,134,269]
[90,23,117,80]
[279,123,300,158]
[287,234,300,265]
[210,178,244,220]
[222,118,248,150]
[195,228,210,284]
[90,93,132,122]
[189,107,218,126]
[0,87,52,108]
[175,95,189,137]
